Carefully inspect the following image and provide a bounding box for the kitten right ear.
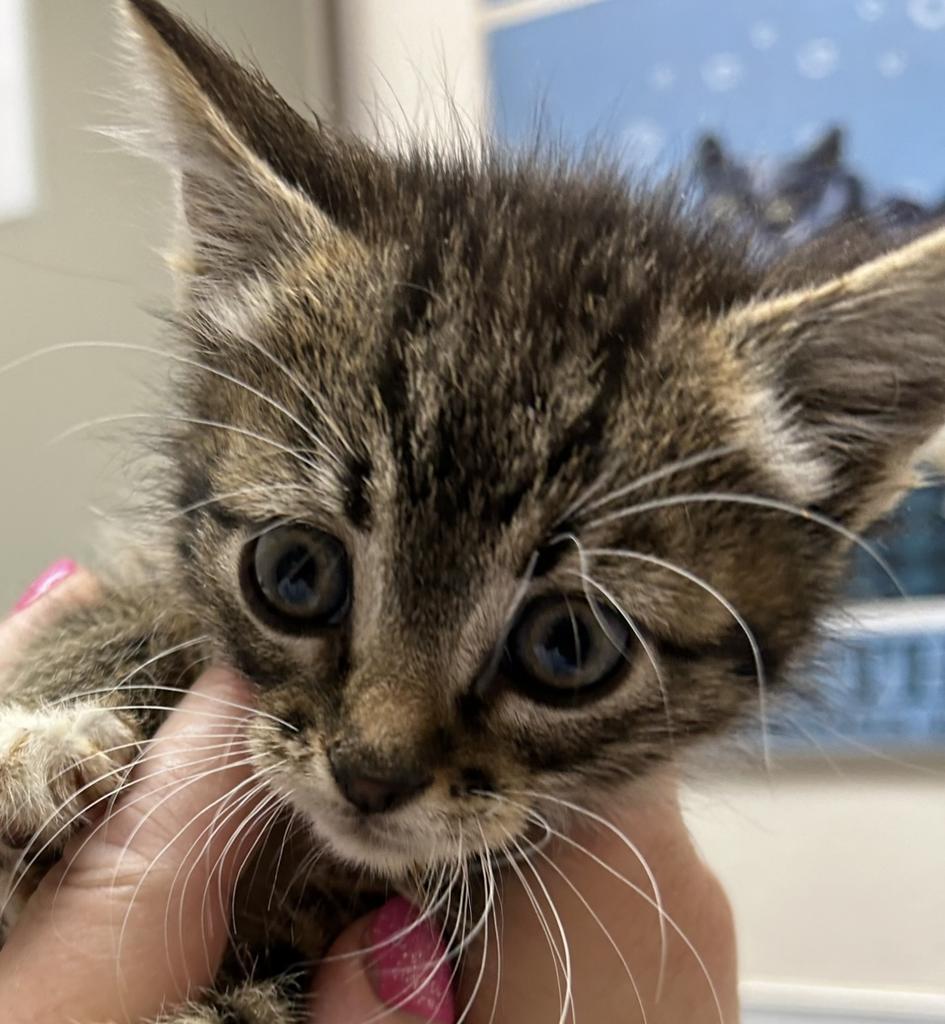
[723,226,945,525]
[116,0,380,281]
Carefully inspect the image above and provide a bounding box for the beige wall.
[684,761,945,1002]
[334,0,487,145]
[0,0,332,607]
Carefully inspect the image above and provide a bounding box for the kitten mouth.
[296,801,437,874]
[316,810,548,877]
[280,779,531,875]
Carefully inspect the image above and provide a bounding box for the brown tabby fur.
[2,2,945,1020]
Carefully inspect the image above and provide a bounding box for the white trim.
[742,981,945,1022]
[827,597,945,637]
[332,0,489,146]
[0,0,35,222]
[482,0,608,31]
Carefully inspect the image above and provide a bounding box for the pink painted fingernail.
[367,897,456,1023]
[13,559,78,613]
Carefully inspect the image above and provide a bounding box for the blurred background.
[1,1,943,1019]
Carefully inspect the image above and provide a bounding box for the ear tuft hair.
[721,225,945,523]
[115,0,383,284]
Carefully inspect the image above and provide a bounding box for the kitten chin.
[269,777,431,876]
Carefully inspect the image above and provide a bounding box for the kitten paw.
[153,982,293,1023]
[0,704,139,852]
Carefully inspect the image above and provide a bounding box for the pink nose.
[329,751,432,815]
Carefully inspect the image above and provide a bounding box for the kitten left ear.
[721,226,945,523]
[117,0,377,282]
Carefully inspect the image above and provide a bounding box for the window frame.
[0,0,35,223]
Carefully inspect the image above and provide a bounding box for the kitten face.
[171,183,779,873]
[123,0,945,877]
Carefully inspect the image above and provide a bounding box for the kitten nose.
[329,750,432,815]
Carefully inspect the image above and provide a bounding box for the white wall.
[684,758,945,1006]
[0,0,332,607]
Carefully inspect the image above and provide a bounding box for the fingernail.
[367,897,456,1023]
[13,559,78,613]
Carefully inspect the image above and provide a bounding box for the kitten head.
[122,0,945,877]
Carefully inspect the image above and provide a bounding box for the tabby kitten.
[3,1,945,1020]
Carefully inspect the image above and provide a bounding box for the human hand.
[0,562,738,1023]
[0,562,271,1021]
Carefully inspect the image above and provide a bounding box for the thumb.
[311,897,456,1024]
[0,668,265,1024]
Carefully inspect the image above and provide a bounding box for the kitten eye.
[506,596,631,703]
[242,525,350,630]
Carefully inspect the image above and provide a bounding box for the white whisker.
[45,635,209,708]
[51,682,297,733]
[112,756,272,971]
[232,330,357,461]
[525,811,649,1023]
[572,445,740,520]
[563,532,675,752]
[162,482,309,524]
[506,830,575,1024]
[205,783,287,972]
[4,737,254,918]
[49,412,333,487]
[0,340,344,467]
[581,491,905,596]
[317,860,461,963]
[75,703,280,729]
[512,792,724,1024]
[582,545,772,769]
[452,828,498,1024]
[501,787,669,1003]
[359,838,469,1024]
[163,770,280,979]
